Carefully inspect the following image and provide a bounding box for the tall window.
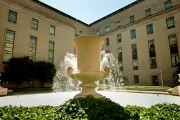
[48,41,55,63]
[166,17,175,29]
[105,26,110,32]
[134,75,139,84]
[31,18,38,30]
[50,25,55,36]
[28,36,37,60]
[96,30,99,35]
[106,38,109,46]
[148,40,157,69]
[146,23,153,34]
[168,35,179,67]
[117,21,120,28]
[118,47,123,71]
[117,34,122,43]
[3,30,15,62]
[145,8,151,17]
[130,15,134,23]
[8,10,17,23]
[131,44,138,70]
[164,0,172,10]
[130,29,136,39]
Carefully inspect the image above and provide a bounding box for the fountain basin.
[73,71,105,82]
[1,91,180,107]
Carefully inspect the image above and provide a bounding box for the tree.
[33,61,56,87]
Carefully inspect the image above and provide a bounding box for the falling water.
[52,51,125,92]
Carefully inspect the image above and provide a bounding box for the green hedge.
[0,96,180,120]
[3,56,56,85]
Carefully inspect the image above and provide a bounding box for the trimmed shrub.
[0,97,180,120]
[3,56,56,87]
[4,56,33,85]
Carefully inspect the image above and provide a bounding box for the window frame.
[8,10,17,23]
[145,8,151,17]
[28,36,37,60]
[3,29,15,63]
[117,34,122,43]
[50,25,55,36]
[164,0,172,10]
[130,15,135,23]
[166,16,175,29]
[130,29,136,39]
[117,21,120,28]
[105,26,110,32]
[106,38,110,46]
[168,34,179,67]
[31,18,39,30]
[146,23,153,34]
[48,41,55,63]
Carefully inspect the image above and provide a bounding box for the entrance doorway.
[151,76,159,86]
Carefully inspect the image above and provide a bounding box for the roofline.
[31,0,145,27]
[89,0,145,26]
[30,0,89,26]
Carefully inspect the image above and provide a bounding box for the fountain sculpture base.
[74,83,103,98]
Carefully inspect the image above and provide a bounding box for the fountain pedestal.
[67,36,110,98]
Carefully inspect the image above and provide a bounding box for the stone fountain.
[67,36,110,98]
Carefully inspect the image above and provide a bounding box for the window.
[48,41,55,63]
[166,17,175,29]
[134,75,139,84]
[168,35,179,67]
[130,29,136,39]
[146,24,153,34]
[117,21,120,28]
[31,18,38,30]
[8,10,17,23]
[106,38,109,46]
[118,47,123,71]
[3,30,15,62]
[105,50,110,53]
[96,30,99,35]
[164,1,172,10]
[118,47,123,63]
[130,15,134,23]
[105,26,110,32]
[117,34,122,43]
[148,40,157,69]
[131,44,138,70]
[50,25,55,36]
[28,36,37,60]
[145,8,151,17]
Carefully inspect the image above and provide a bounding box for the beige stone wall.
[0,0,76,71]
[88,1,180,86]
[0,0,180,86]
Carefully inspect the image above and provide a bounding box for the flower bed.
[0,96,179,120]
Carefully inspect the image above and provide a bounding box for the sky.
[40,0,137,24]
